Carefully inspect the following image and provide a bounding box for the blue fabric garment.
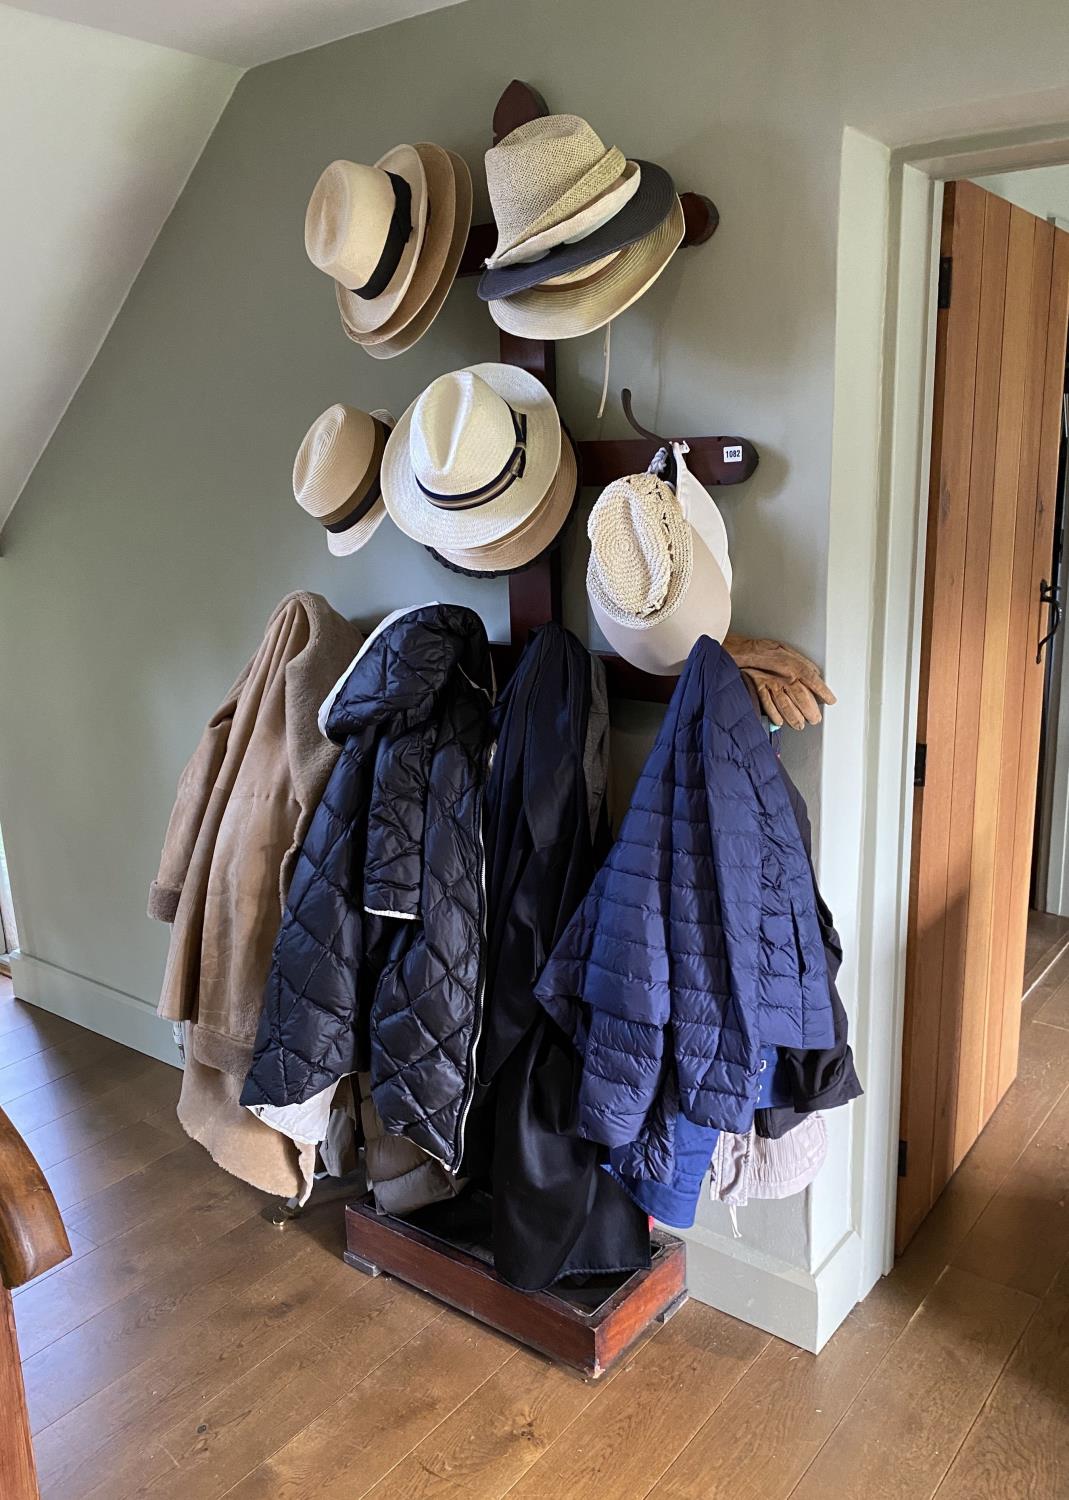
[536,637,834,1217]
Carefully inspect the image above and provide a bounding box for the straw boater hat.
[381,363,562,550]
[587,471,731,674]
[305,145,428,335]
[429,432,580,576]
[488,194,685,341]
[484,115,641,270]
[293,405,394,556]
[336,146,473,357]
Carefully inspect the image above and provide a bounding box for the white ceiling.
[6,0,470,65]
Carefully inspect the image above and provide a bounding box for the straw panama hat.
[587,470,731,675]
[293,405,395,557]
[479,160,676,301]
[484,115,638,268]
[346,151,473,359]
[488,195,685,340]
[305,144,428,335]
[430,432,579,575]
[337,147,472,356]
[381,363,562,550]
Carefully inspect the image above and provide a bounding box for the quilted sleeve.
[240,737,368,1117]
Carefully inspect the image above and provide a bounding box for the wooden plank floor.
[4,974,1068,1499]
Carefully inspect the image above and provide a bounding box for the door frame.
[819,103,1069,1311]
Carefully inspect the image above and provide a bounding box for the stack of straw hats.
[477,115,685,339]
[587,445,732,674]
[381,363,579,575]
[304,142,472,358]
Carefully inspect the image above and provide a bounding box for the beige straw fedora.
[587,470,731,674]
[489,195,685,340]
[485,115,638,269]
[305,144,428,335]
[382,363,561,550]
[341,149,473,359]
[337,146,472,356]
[430,433,579,575]
[293,405,395,556]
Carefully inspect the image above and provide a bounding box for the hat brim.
[334,144,429,334]
[429,433,579,575]
[591,530,732,675]
[488,196,684,340]
[487,160,641,270]
[324,410,396,557]
[479,160,675,300]
[358,152,473,358]
[381,362,561,550]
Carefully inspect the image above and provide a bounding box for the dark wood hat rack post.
[458,79,758,702]
[343,79,755,1378]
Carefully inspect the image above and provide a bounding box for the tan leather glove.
[723,634,836,731]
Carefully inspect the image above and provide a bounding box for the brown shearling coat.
[150,591,362,1195]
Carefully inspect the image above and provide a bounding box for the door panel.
[897,181,1069,1253]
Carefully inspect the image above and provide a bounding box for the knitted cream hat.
[484,114,637,268]
[587,471,731,674]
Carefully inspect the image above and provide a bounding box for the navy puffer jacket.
[535,637,834,1183]
[241,604,494,1172]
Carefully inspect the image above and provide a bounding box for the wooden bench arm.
[0,1108,70,1289]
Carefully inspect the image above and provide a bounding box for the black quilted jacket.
[240,604,494,1172]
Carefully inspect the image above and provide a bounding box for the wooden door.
[897,180,1069,1253]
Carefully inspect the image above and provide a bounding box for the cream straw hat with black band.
[337,146,472,356]
[293,406,394,557]
[382,364,561,550]
[305,144,428,335]
[430,432,579,575]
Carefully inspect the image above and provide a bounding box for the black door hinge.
[938,256,953,309]
[898,1139,909,1177]
[914,743,927,787]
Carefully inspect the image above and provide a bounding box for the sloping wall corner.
[0,3,241,538]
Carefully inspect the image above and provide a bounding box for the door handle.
[1037,578,1063,664]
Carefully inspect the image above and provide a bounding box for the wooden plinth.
[344,1196,687,1380]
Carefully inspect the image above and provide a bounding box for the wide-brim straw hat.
[489,161,641,270]
[293,406,395,557]
[587,470,731,674]
[429,433,579,575]
[382,362,561,550]
[308,143,428,336]
[485,114,631,267]
[338,146,472,356]
[479,161,676,301]
[488,195,685,341]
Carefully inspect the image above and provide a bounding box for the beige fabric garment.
[150,591,363,1196]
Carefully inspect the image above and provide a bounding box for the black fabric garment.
[241,604,494,1173]
[466,623,650,1290]
[755,762,864,1139]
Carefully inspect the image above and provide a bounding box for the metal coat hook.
[621,388,670,446]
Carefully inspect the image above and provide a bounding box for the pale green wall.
[4,0,1069,1043]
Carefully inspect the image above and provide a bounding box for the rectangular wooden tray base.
[344,1195,686,1380]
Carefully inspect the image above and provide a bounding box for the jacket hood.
[325,603,494,744]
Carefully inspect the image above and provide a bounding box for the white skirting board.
[679,1222,864,1353]
[9,953,182,1069]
